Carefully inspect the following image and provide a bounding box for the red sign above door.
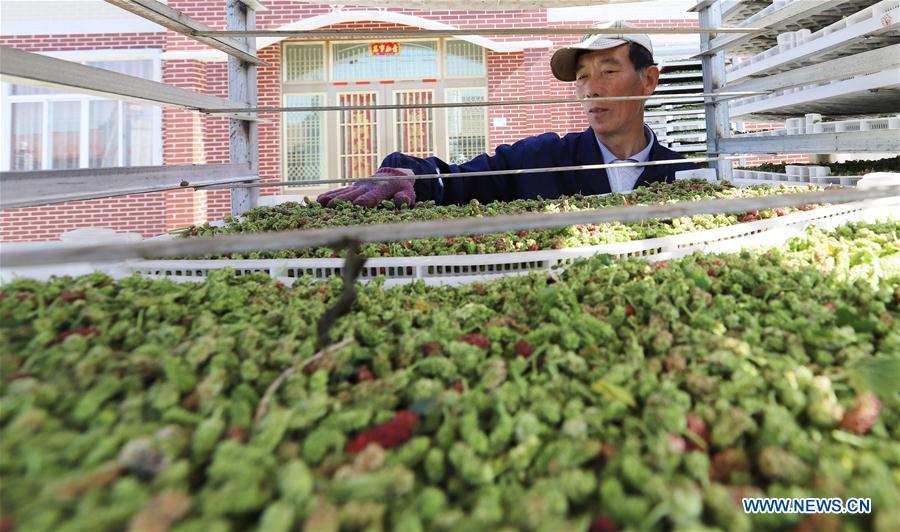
[369,42,401,56]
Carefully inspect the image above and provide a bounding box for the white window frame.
[1,48,163,171]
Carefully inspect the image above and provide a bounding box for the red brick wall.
[162,59,209,229]
[0,32,165,51]
[256,46,284,198]
[0,193,168,242]
[738,122,811,167]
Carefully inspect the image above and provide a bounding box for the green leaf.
[687,267,711,291]
[591,380,636,407]
[835,305,876,334]
[847,357,900,399]
[831,430,868,447]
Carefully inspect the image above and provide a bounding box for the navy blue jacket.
[381,127,698,205]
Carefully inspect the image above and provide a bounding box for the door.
[282,39,486,191]
[333,85,438,181]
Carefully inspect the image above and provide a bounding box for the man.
[318,20,697,208]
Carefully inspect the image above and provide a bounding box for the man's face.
[574,45,659,137]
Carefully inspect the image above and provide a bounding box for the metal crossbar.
[202,92,769,114]
[0,47,256,120]
[105,0,267,65]
[211,156,741,189]
[3,187,897,267]
[195,26,766,38]
[1,164,258,209]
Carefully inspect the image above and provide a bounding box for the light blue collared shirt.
[596,125,654,193]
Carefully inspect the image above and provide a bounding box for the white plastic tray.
[733,168,878,186]
[118,198,895,287]
[4,199,894,288]
[728,1,899,79]
[729,69,900,118]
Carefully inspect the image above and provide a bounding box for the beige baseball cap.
[551,20,654,82]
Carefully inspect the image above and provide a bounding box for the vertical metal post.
[228,0,259,216]
[699,1,733,181]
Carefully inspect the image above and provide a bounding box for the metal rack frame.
[693,0,900,167]
[0,0,264,216]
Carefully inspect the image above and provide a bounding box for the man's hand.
[316,168,416,208]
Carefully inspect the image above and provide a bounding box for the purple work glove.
[316,167,416,208]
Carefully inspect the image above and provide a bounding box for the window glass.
[12,85,60,96]
[446,88,488,164]
[333,41,438,81]
[124,103,155,166]
[10,102,43,171]
[284,44,326,82]
[86,60,154,80]
[89,100,119,168]
[446,39,486,77]
[284,94,325,184]
[394,90,434,159]
[50,101,81,169]
[338,92,379,179]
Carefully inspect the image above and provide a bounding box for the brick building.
[2,0,737,242]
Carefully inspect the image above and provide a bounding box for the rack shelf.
[659,71,704,81]
[723,43,899,94]
[729,69,900,118]
[654,83,705,93]
[0,164,257,209]
[659,59,703,71]
[0,47,253,118]
[669,143,709,152]
[722,0,772,25]
[704,0,883,55]
[727,0,899,82]
[718,128,900,154]
[645,108,707,118]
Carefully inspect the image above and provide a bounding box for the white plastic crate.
[5,198,894,287]
[116,198,895,287]
[732,169,853,187]
[812,116,900,134]
[728,0,900,81]
[733,169,792,183]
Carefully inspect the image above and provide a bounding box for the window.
[446,39,486,77]
[284,44,325,82]
[446,88,488,164]
[332,40,439,81]
[394,90,435,159]
[279,39,489,187]
[283,93,325,185]
[50,101,80,169]
[2,54,161,171]
[10,102,42,171]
